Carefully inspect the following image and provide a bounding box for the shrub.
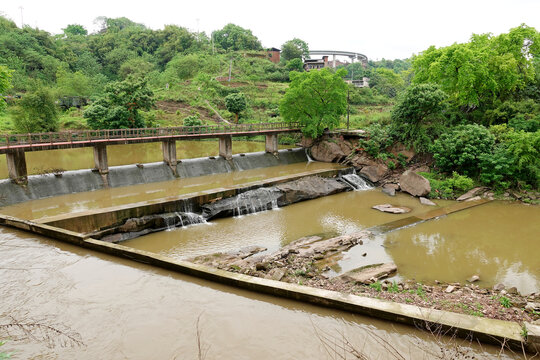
[431,124,495,176]
[420,171,474,199]
[183,115,203,127]
[509,114,539,132]
[13,87,59,133]
[358,123,393,157]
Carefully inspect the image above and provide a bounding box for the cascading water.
[232,187,281,217]
[305,148,314,163]
[341,173,373,191]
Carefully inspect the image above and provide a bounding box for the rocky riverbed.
[191,232,540,324]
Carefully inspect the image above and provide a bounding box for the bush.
[420,171,475,199]
[13,87,59,133]
[183,115,203,127]
[431,124,495,176]
[509,114,539,132]
[358,123,393,158]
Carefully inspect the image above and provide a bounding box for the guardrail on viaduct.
[1,122,302,182]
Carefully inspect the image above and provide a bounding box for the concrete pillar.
[265,134,278,154]
[93,144,109,174]
[162,140,177,166]
[332,54,336,68]
[219,135,232,160]
[6,149,28,183]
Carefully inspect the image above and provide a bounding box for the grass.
[499,296,512,308]
[340,104,392,129]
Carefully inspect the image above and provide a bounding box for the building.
[345,77,370,88]
[303,56,329,71]
[267,48,281,64]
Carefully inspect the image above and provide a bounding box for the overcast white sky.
[2,0,539,60]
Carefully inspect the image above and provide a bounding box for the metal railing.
[0,122,301,148]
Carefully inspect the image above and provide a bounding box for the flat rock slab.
[339,263,397,284]
[372,204,411,214]
[419,197,436,206]
[457,187,488,201]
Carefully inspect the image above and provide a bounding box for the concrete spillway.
[0,148,307,206]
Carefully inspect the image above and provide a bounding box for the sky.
[1,0,539,60]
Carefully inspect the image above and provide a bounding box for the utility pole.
[347,86,350,130]
[228,58,232,82]
[19,6,24,28]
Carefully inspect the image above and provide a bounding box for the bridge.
[1,122,301,182]
[308,50,368,68]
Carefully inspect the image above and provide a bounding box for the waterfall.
[341,174,373,191]
[232,187,281,217]
[305,148,314,163]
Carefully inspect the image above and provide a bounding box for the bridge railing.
[0,122,301,148]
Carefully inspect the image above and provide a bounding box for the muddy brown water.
[0,227,524,359]
[125,190,540,295]
[0,139,292,179]
[0,159,537,358]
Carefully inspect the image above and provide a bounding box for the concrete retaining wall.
[0,148,307,207]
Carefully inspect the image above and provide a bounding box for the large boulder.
[360,164,388,183]
[310,140,346,162]
[399,170,431,197]
[276,176,350,204]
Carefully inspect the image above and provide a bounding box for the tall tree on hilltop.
[211,24,262,51]
[281,38,309,62]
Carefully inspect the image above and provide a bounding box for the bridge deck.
[0,122,301,153]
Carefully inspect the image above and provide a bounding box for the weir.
[0,148,308,207]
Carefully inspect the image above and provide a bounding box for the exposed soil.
[155,100,221,123]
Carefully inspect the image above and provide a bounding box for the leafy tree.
[225,92,247,123]
[155,25,196,67]
[432,124,495,176]
[370,68,405,98]
[13,87,59,133]
[391,83,448,151]
[281,38,309,61]
[0,65,12,112]
[212,23,262,51]
[118,58,155,80]
[285,58,304,72]
[83,77,154,129]
[62,24,88,37]
[412,25,539,112]
[56,69,92,97]
[280,68,348,138]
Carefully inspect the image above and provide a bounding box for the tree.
[56,69,92,97]
[281,38,309,62]
[212,24,262,51]
[280,68,348,138]
[83,76,154,129]
[0,65,12,113]
[13,87,59,133]
[370,68,405,98]
[225,93,247,123]
[62,24,88,37]
[412,25,539,110]
[285,58,304,72]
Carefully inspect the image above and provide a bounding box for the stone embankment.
[307,134,539,204]
[191,232,540,325]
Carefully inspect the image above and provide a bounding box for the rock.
[362,252,367,257]
[339,263,397,284]
[389,143,416,162]
[255,262,269,271]
[456,187,489,201]
[276,176,350,205]
[493,283,506,291]
[399,170,431,197]
[300,136,314,148]
[372,204,411,214]
[360,164,388,183]
[232,245,267,259]
[382,184,397,196]
[338,140,353,157]
[507,287,518,295]
[413,165,430,174]
[465,196,482,202]
[445,285,456,293]
[264,268,287,281]
[467,275,480,283]
[525,302,540,313]
[350,153,377,168]
[310,140,346,162]
[419,197,436,206]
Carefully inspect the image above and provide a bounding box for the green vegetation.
[280,68,347,138]
[0,340,12,359]
[0,14,537,192]
[499,296,512,308]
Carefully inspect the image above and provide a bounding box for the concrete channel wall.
[0,148,307,207]
[38,167,350,233]
[0,213,537,354]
